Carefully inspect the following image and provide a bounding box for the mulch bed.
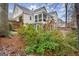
[0,35,79,56]
[0,36,26,56]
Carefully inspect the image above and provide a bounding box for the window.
[43,19,46,21]
[39,14,42,18]
[35,15,37,22]
[39,14,42,21]
[43,14,47,18]
[30,16,31,20]
[35,15,37,20]
[43,14,46,21]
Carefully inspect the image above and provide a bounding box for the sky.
[8,3,66,21]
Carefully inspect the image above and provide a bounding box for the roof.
[14,4,33,14]
[58,18,65,24]
[34,6,47,12]
[47,11,57,20]
[47,13,53,19]
[48,11,58,16]
[14,4,47,14]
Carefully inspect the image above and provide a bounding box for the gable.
[34,7,47,14]
[13,6,23,18]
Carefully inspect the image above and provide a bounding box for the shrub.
[64,30,77,50]
[18,25,62,55]
[8,22,13,31]
[18,25,28,38]
[56,30,77,55]
[66,31,77,47]
[18,25,77,55]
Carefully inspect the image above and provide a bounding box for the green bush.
[56,30,77,55]
[18,25,77,55]
[18,25,59,55]
[63,30,77,49]
[64,30,77,50]
[18,25,27,38]
[8,22,13,31]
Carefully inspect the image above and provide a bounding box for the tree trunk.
[75,3,79,49]
[65,3,68,27]
[0,3,8,36]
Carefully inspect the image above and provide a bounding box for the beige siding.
[34,9,46,14]
[34,9,47,22]
[23,14,34,24]
[13,6,23,18]
[14,17,19,22]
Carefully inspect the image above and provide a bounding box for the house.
[57,19,65,28]
[12,4,64,30]
[49,11,65,28]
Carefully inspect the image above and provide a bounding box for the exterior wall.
[49,12,59,28]
[46,20,55,30]
[53,14,58,22]
[34,9,47,14]
[50,12,58,23]
[57,22,65,27]
[13,6,63,30]
[34,9,47,23]
[14,17,19,22]
[23,13,34,24]
[13,6,23,18]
